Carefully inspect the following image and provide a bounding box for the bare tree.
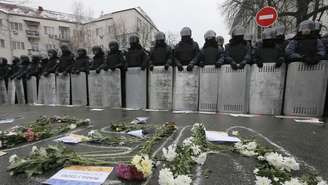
[111,19,129,50]
[165,31,179,47]
[136,21,153,49]
[221,0,328,33]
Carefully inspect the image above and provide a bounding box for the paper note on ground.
[127,130,144,138]
[0,118,15,124]
[91,108,104,111]
[130,117,148,124]
[0,151,7,157]
[206,131,241,143]
[55,134,89,144]
[44,165,113,185]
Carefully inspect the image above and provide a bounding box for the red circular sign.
[256,6,278,27]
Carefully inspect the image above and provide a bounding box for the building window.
[46,44,56,50]
[31,42,39,51]
[0,39,5,48]
[44,26,55,35]
[10,22,23,31]
[96,27,103,36]
[0,19,3,29]
[12,41,25,50]
[59,26,70,40]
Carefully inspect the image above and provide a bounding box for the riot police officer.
[42,49,59,76]
[224,25,251,70]
[97,41,125,73]
[71,48,90,74]
[14,55,30,80]
[174,27,200,71]
[25,55,41,79]
[0,58,9,81]
[149,32,173,71]
[90,46,105,71]
[286,20,326,65]
[57,45,74,75]
[125,35,149,70]
[313,21,322,39]
[273,24,288,51]
[8,57,20,80]
[196,30,223,68]
[254,28,285,68]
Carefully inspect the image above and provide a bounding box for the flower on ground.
[255,176,272,185]
[182,137,192,147]
[317,177,328,185]
[69,124,77,130]
[131,154,153,177]
[9,154,18,164]
[253,168,259,174]
[191,152,207,165]
[191,144,201,156]
[87,130,96,137]
[232,130,239,136]
[234,141,258,157]
[31,146,38,155]
[264,152,299,172]
[158,168,192,185]
[162,144,177,162]
[174,175,192,185]
[282,178,306,185]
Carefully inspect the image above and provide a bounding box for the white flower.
[159,168,175,185]
[183,137,193,147]
[264,152,300,172]
[232,130,239,136]
[162,144,177,162]
[240,149,258,157]
[255,176,272,185]
[87,130,96,137]
[283,156,300,171]
[31,146,38,155]
[191,153,207,165]
[191,144,201,156]
[283,178,306,185]
[9,154,18,164]
[245,141,257,151]
[258,156,265,161]
[174,175,192,185]
[273,177,279,182]
[85,118,91,123]
[234,142,244,150]
[69,124,77,130]
[253,168,259,174]
[131,154,153,177]
[317,179,328,185]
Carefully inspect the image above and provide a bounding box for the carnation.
[162,144,177,162]
[232,130,239,136]
[191,144,201,156]
[174,175,192,185]
[255,176,272,185]
[159,168,175,185]
[9,154,18,164]
[182,137,193,147]
[69,124,77,130]
[191,153,207,165]
[131,154,153,177]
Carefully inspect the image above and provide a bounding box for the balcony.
[26,30,40,39]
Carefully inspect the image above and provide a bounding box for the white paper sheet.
[294,119,324,124]
[0,151,7,157]
[55,134,88,144]
[91,108,104,111]
[206,131,241,143]
[130,117,148,124]
[0,118,15,124]
[127,130,144,138]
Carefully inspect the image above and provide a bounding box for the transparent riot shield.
[284,61,328,117]
[26,77,38,104]
[71,73,88,106]
[7,80,15,104]
[125,67,147,109]
[249,63,286,115]
[88,71,104,107]
[15,79,25,104]
[0,80,8,104]
[103,70,122,108]
[38,74,56,105]
[218,65,250,113]
[56,73,70,105]
[199,66,219,112]
[173,66,199,111]
[148,66,173,110]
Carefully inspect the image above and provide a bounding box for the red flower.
[115,164,145,181]
[24,128,37,142]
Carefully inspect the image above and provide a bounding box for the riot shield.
[103,70,122,108]
[284,61,328,116]
[173,66,199,111]
[7,80,15,104]
[125,67,147,109]
[56,73,70,105]
[26,77,38,104]
[15,79,25,104]
[71,73,88,106]
[218,65,250,113]
[88,71,104,107]
[199,66,219,112]
[249,63,286,115]
[0,80,8,104]
[148,66,173,110]
[38,74,56,105]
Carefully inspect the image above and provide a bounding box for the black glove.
[149,65,154,71]
[275,58,284,68]
[257,62,263,68]
[303,56,312,65]
[111,67,116,71]
[177,65,183,71]
[96,69,101,73]
[312,54,321,65]
[44,72,50,77]
[239,61,247,69]
[164,64,169,70]
[141,66,146,71]
[215,63,221,68]
[231,62,238,70]
[199,62,205,68]
[186,64,194,71]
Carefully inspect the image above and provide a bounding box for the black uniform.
[98,42,125,72]
[42,49,59,76]
[224,35,251,70]
[8,57,20,80]
[149,40,172,70]
[71,48,90,74]
[90,46,105,71]
[254,39,285,68]
[174,36,199,71]
[0,58,10,80]
[197,38,223,68]
[125,42,149,70]
[14,55,30,80]
[57,46,74,74]
[25,55,41,79]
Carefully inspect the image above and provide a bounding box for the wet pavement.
[0,105,327,185]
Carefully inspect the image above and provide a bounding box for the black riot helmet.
[77,48,87,57]
[216,36,224,46]
[12,57,20,65]
[298,20,315,36]
[109,41,119,51]
[92,46,104,56]
[20,55,30,65]
[60,45,71,55]
[48,49,58,59]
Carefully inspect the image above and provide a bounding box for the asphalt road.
[0,105,327,185]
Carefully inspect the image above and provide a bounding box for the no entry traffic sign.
[256,6,278,27]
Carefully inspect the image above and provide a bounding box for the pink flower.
[115,164,145,181]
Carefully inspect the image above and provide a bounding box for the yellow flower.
[131,154,153,177]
